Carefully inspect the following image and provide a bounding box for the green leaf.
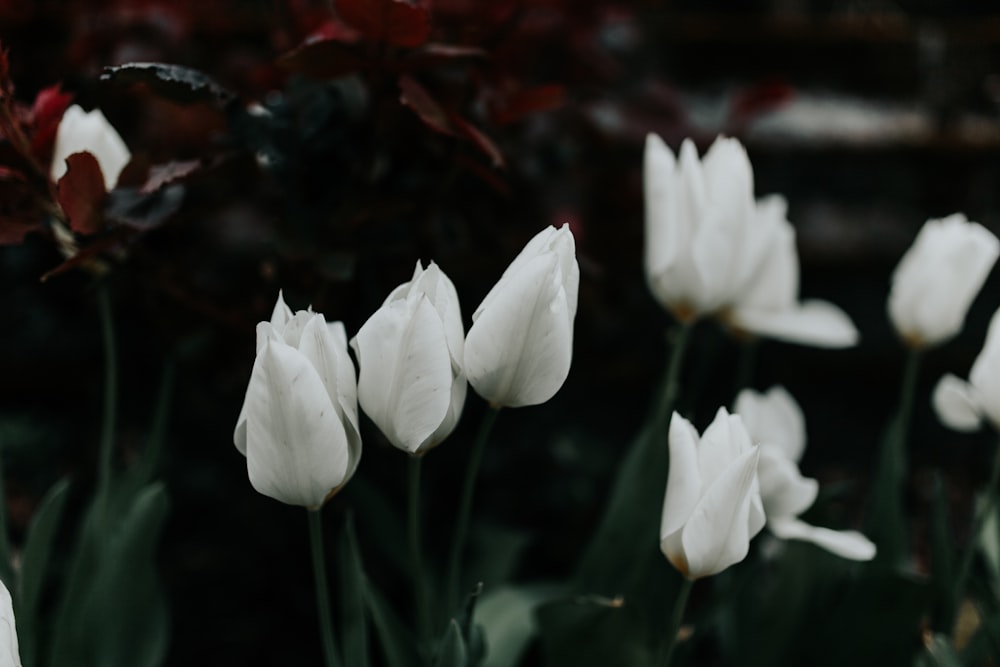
[339,514,369,667]
[475,584,561,667]
[433,620,467,667]
[536,595,652,667]
[929,472,957,631]
[366,582,421,667]
[17,477,70,667]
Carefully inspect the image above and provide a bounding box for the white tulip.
[50,105,131,190]
[234,292,361,508]
[888,213,999,348]
[464,224,579,407]
[933,308,1000,432]
[660,408,766,579]
[0,580,21,667]
[735,386,876,561]
[352,261,466,454]
[644,134,857,347]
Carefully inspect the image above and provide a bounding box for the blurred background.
[2,0,1000,664]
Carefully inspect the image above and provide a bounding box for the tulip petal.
[697,408,754,484]
[465,253,574,407]
[757,449,818,519]
[270,290,294,330]
[661,413,704,541]
[734,385,807,463]
[643,133,679,277]
[680,446,761,578]
[932,374,983,432]
[769,516,876,561]
[244,341,349,508]
[353,295,453,452]
[731,299,859,349]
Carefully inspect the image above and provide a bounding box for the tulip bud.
[50,105,131,190]
[644,134,858,347]
[888,213,999,348]
[933,307,1000,432]
[0,579,21,667]
[735,386,876,561]
[234,292,361,509]
[464,224,579,407]
[352,261,466,454]
[660,409,766,579]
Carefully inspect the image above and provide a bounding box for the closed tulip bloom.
[888,214,999,348]
[0,580,21,667]
[234,292,361,508]
[934,308,1000,432]
[464,224,579,407]
[735,386,876,561]
[644,134,857,347]
[50,105,131,190]
[660,409,766,579]
[352,261,466,454]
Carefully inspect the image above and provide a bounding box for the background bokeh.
[2,0,1000,664]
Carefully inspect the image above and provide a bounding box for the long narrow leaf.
[339,513,369,667]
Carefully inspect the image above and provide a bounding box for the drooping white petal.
[353,295,453,453]
[465,253,574,407]
[734,385,807,463]
[244,341,350,508]
[51,105,131,189]
[661,413,704,543]
[732,300,860,349]
[932,374,983,432]
[680,446,762,578]
[734,198,798,312]
[769,516,876,561]
[757,449,819,519]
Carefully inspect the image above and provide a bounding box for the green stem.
[0,454,12,590]
[446,406,501,611]
[656,323,695,428]
[658,578,695,667]
[97,285,118,495]
[952,434,1000,611]
[408,455,431,644]
[308,509,341,667]
[896,348,923,449]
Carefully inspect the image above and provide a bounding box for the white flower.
[352,261,466,454]
[888,213,999,348]
[644,134,857,347]
[234,292,361,508]
[660,408,766,579]
[50,105,131,190]
[464,224,579,407]
[933,308,1000,432]
[735,386,876,561]
[0,580,21,667]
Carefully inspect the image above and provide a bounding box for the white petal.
[932,374,983,432]
[757,449,818,519]
[735,201,798,312]
[353,295,453,453]
[0,580,20,667]
[244,341,349,508]
[680,446,761,578]
[697,408,754,485]
[270,290,294,331]
[661,413,704,542]
[643,133,679,278]
[731,300,859,349]
[768,516,876,561]
[51,105,130,189]
[465,253,574,407]
[734,385,807,463]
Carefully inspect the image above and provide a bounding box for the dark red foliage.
[336,0,431,48]
[56,152,107,236]
[30,85,74,158]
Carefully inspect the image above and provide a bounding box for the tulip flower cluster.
[233,224,580,506]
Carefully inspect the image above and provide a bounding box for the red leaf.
[278,37,368,79]
[449,113,504,168]
[492,84,565,125]
[398,42,487,70]
[30,84,73,157]
[337,0,431,48]
[57,152,107,236]
[399,75,455,135]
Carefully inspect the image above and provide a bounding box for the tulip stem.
[952,434,1000,618]
[446,406,501,612]
[658,578,694,667]
[869,347,922,567]
[95,284,118,534]
[408,455,432,645]
[307,509,342,667]
[657,322,694,427]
